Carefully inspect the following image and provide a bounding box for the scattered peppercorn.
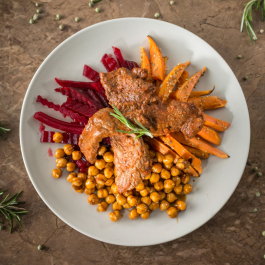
[56,14,61,20]
[262,231,265,236]
[95,7,101,13]
[36,9,41,14]
[75,17,80,22]
[154,13,160,18]
[257,172,262,177]
[254,208,258,212]
[253,167,258,172]
[33,14,39,20]
[35,3,40,7]
[59,24,64,30]
[260,29,264,33]
[89,2,94,7]
[170,1,175,4]
[256,192,261,197]
[37,245,43,251]
[237,55,242,59]
[29,19,34,24]
[243,76,248,81]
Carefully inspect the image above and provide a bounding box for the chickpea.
[109,146,114,152]
[85,178,96,189]
[111,183,118,194]
[54,148,65,159]
[164,179,175,190]
[116,194,127,205]
[136,196,141,205]
[141,210,150,220]
[145,173,151,180]
[135,182,145,191]
[103,151,114,162]
[105,194,115,204]
[72,178,83,187]
[72,151,82,161]
[78,173,87,182]
[172,176,181,186]
[66,172,76,182]
[63,144,74,155]
[160,200,170,211]
[123,190,133,197]
[95,159,106,170]
[140,187,150,197]
[149,187,156,194]
[112,201,122,211]
[174,185,183,195]
[105,177,115,186]
[176,162,185,170]
[156,152,164,163]
[136,203,148,214]
[163,162,173,170]
[150,192,160,203]
[72,185,84,193]
[150,202,160,211]
[105,162,114,168]
[149,150,156,158]
[88,166,99,176]
[52,168,62,179]
[181,174,190,184]
[56,158,67,168]
[97,201,109,212]
[141,196,152,206]
[167,192,177,203]
[85,187,95,195]
[167,207,178,218]
[127,195,138,207]
[98,145,107,156]
[106,186,112,194]
[95,174,107,185]
[97,189,108,198]
[104,167,114,178]
[158,191,166,201]
[160,169,171,180]
[171,166,181,177]
[154,181,164,191]
[183,184,193,194]
[152,163,162,173]
[109,211,120,222]
[150,173,160,184]
[176,200,186,211]
[96,183,105,190]
[129,209,139,220]
[163,154,174,165]
[53,132,63,143]
[67,162,76,172]
[123,202,132,209]
[87,194,100,205]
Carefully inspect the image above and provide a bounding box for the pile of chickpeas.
[52,132,193,222]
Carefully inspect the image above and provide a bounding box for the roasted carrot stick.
[173,67,206,102]
[140,47,152,80]
[189,86,215,98]
[178,71,189,86]
[147,36,165,81]
[183,145,209,159]
[158,62,190,102]
[188,96,227,109]
[172,132,229,158]
[197,126,221,145]
[160,135,202,174]
[203,113,230,131]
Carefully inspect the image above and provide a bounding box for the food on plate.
[34,37,230,222]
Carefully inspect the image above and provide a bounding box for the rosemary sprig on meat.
[0,121,10,141]
[110,104,153,139]
[0,190,28,233]
[240,0,265,44]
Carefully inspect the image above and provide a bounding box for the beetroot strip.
[106,57,119,71]
[101,54,111,72]
[125,60,139,70]
[83,65,100,82]
[112,47,128,68]
[55,78,94,89]
[40,131,80,145]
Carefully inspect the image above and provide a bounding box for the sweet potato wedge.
[188,96,227,109]
[158,62,190,102]
[140,47,152,80]
[203,113,230,131]
[189,86,215,98]
[197,126,221,145]
[183,145,209,159]
[147,36,165,81]
[172,132,229,158]
[160,134,202,174]
[178,71,189,86]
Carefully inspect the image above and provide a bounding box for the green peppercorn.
[75,17,80,22]
[262,231,265,236]
[243,76,248,81]
[29,19,34,24]
[36,9,41,14]
[257,172,262,177]
[35,3,40,7]
[260,29,264,34]
[254,208,258,212]
[59,24,64,30]
[33,14,39,20]
[237,55,242,59]
[37,245,43,251]
[256,192,260,197]
[253,167,258,172]
[154,13,160,18]
[89,2,94,7]
[56,14,61,20]
[95,7,101,13]
[170,1,175,4]
[91,0,96,3]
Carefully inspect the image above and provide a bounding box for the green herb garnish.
[0,121,10,140]
[110,104,153,140]
[240,0,265,44]
[0,190,28,233]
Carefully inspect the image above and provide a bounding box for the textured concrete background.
[1,0,265,264]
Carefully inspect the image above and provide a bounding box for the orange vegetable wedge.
[147,36,165,81]
[172,132,229,159]
[160,134,202,174]
[188,96,227,109]
[178,71,189,86]
[189,86,215,98]
[203,113,230,131]
[158,62,190,102]
[140,47,152,81]
[197,126,221,145]
[183,145,209,159]
[173,67,206,102]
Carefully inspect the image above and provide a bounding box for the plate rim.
[19,17,250,246]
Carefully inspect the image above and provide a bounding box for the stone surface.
[0,0,265,264]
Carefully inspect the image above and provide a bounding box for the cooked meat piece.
[100,67,204,138]
[79,108,152,193]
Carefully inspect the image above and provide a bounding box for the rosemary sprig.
[0,190,28,233]
[0,120,10,141]
[241,0,265,43]
[110,104,153,139]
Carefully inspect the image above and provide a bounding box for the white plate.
[20,18,250,246]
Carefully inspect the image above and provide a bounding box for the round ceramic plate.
[20,18,250,246]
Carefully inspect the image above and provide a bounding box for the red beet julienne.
[101,54,111,72]
[112,46,128,68]
[83,65,100,82]
[106,57,119,71]
[126,60,139,70]
[40,131,80,145]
